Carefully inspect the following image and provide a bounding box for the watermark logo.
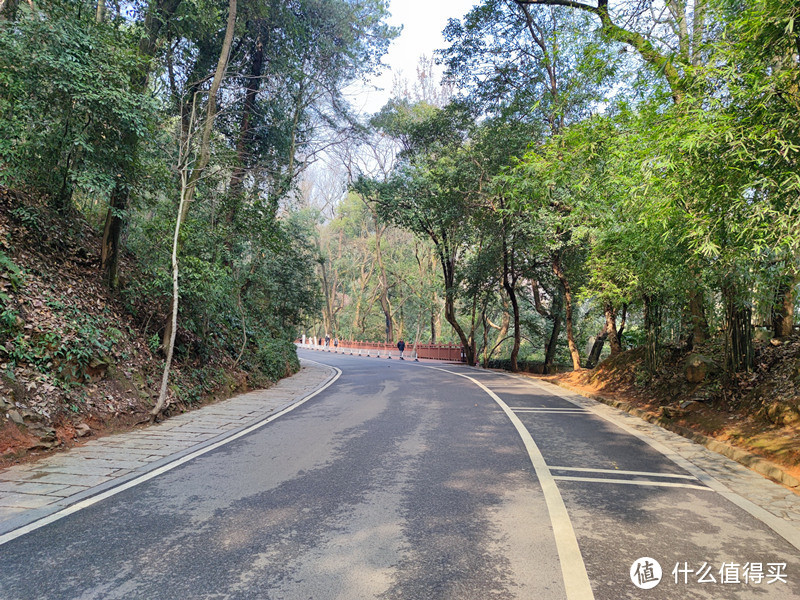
[672,562,787,585]
[631,557,663,589]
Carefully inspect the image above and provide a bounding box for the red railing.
[413,343,464,361]
[297,339,464,362]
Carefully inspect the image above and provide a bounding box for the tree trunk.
[178,0,235,221]
[431,289,440,343]
[439,251,474,365]
[488,305,511,364]
[101,0,184,290]
[152,168,190,420]
[685,268,708,348]
[772,270,797,338]
[155,0,236,375]
[585,320,608,369]
[95,0,106,22]
[724,284,753,373]
[314,232,337,339]
[228,28,264,200]
[443,293,474,365]
[481,310,490,368]
[552,255,581,371]
[502,231,520,371]
[643,295,662,374]
[373,217,394,343]
[101,183,126,289]
[688,290,708,346]
[504,282,521,371]
[605,303,622,355]
[618,303,627,344]
[543,291,563,375]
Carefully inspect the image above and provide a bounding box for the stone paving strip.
[0,359,336,536]
[519,374,800,528]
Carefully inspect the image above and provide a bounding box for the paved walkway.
[0,360,337,537]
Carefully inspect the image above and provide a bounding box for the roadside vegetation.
[1,0,798,472]
[309,1,800,471]
[0,0,397,458]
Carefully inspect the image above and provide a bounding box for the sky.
[349,0,479,115]
[306,0,478,213]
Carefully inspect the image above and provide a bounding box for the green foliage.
[441,0,618,125]
[0,251,24,340]
[0,250,24,292]
[320,0,800,376]
[253,335,300,382]
[8,206,40,231]
[3,306,122,383]
[0,1,155,208]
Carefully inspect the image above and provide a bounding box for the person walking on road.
[397,339,405,360]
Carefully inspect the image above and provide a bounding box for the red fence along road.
[296,340,465,362]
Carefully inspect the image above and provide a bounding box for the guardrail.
[296,340,465,362]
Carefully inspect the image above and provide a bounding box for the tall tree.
[101,0,184,290]
[153,0,237,420]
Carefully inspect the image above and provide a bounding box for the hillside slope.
[0,188,289,463]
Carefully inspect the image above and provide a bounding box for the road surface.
[1,350,799,599]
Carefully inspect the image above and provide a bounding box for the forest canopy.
[310,0,800,382]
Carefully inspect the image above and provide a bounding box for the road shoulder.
[486,369,800,540]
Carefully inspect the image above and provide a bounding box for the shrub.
[255,336,299,382]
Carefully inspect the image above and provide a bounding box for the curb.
[543,377,800,490]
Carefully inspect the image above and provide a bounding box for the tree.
[152,0,237,420]
[365,101,496,365]
[442,0,619,371]
[442,0,615,129]
[513,0,718,347]
[101,0,184,290]
[0,1,155,216]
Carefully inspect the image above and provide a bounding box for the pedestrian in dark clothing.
[397,339,405,360]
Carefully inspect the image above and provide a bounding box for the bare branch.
[516,0,685,102]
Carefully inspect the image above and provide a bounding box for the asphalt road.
[1,351,799,599]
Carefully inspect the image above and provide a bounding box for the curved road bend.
[0,350,799,599]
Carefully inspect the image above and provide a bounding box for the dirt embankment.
[0,188,258,466]
[544,340,800,483]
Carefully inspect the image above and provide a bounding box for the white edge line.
[428,366,595,600]
[0,363,342,547]
[550,466,698,480]
[511,408,587,411]
[552,475,710,491]
[492,370,800,552]
[509,407,587,411]
[512,410,588,415]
